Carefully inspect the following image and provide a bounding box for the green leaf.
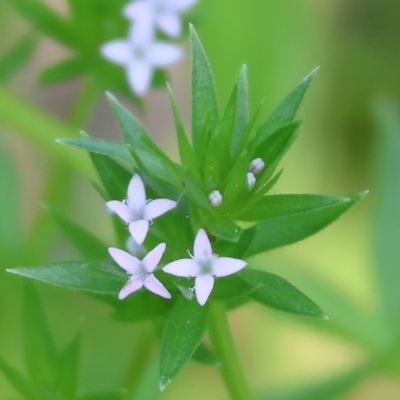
[58,137,136,171]
[0,138,22,263]
[240,269,323,317]
[0,356,41,400]
[206,216,243,243]
[38,56,89,84]
[7,260,125,294]
[192,343,219,365]
[257,67,319,144]
[79,392,124,400]
[0,34,36,82]
[11,0,77,48]
[244,191,367,257]
[160,296,209,390]
[373,99,400,329]
[48,207,109,259]
[23,284,58,388]
[190,25,219,160]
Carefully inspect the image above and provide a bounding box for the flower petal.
[126,9,154,45]
[100,40,131,65]
[129,219,149,245]
[195,274,214,306]
[119,276,145,300]
[144,274,171,298]
[126,60,153,96]
[144,199,176,219]
[163,259,200,277]
[156,13,181,37]
[109,247,141,274]
[193,229,213,262]
[212,258,247,277]
[126,236,147,257]
[127,174,146,214]
[147,43,182,66]
[106,201,132,224]
[142,243,166,273]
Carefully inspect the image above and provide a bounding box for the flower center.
[199,260,213,275]
[133,47,146,59]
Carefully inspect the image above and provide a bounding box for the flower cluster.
[108,174,247,305]
[100,0,197,95]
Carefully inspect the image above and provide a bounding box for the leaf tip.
[159,376,171,391]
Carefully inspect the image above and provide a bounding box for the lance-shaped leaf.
[256,67,319,144]
[38,56,90,84]
[190,25,219,161]
[160,296,209,390]
[244,191,367,257]
[240,269,323,317]
[373,99,400,329]
[7,261,125,294]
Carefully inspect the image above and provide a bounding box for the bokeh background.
[1,0,400,399]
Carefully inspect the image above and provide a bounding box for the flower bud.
[208,190,222,207]
[246,172,256,191]
[248,158,265,175]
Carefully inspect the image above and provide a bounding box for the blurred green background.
[1,0,400,399]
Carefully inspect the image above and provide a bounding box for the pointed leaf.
[192,343,219,365]
[257,67,319,144]
[240,269,323,317]
[190,25,219,160]
[244,191,367,257]
[160,296,208,389]
[7,260,125,294]
[38,57,89,84]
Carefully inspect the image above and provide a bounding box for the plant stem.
[208,301,254,400]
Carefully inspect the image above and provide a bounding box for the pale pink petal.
[100,40,131,65]
[169,0,198,11]
[144,274,171,298]
[106,201,132,224]
[123,2,148,20]
[126,60,153,95]
[212,258,247,277]
[129,219,149,244]
[119,276,145,299]
[193,229,212,262]
[142,243,166,272]
[109,247,141,274]
[163,259,200,277]
[127,12,154,45]
[156,13,181,37]
[195,274,214,306]
[144,199,176,219]
[127,174,146,214]
[147,43,182,66]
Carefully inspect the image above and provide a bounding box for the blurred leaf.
[192,343,219,365]
[258,366,367,400]
[160,296,208,390]
[0,138,22,262]
[374,99,400,329]
[0,34,36,82]
[244,191,367,257]
[0,356,41,400]
[240,269,323,317]
[23,284,58,388]
[190,25,219,161]
[10,0,77,47]
[8,260,124,294]
[257,67,319,144]
[48,207,109,259]
[38,57,89,84]
[79,392,124,400]
[132,358,161,400]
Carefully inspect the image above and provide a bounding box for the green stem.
[208,301,254,400]
[0,84,94,178]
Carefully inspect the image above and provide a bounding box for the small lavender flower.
[100,27,182,95]
[106,174,176,244]
[163,229,247,305]
[208,190,222,207]
[123,0,197,40]
[109,243,171,299]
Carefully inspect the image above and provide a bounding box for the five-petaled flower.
[123,0,198,40]
[163,229,247,305]
[109,243,171,299]
[100,27,182,95]
[106,174,176,244]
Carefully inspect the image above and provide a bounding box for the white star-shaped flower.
[106,174,176,244]
[163,229,247,305]
[100,27,182,95]
[123,0,197,39]
[109,243,171,299]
